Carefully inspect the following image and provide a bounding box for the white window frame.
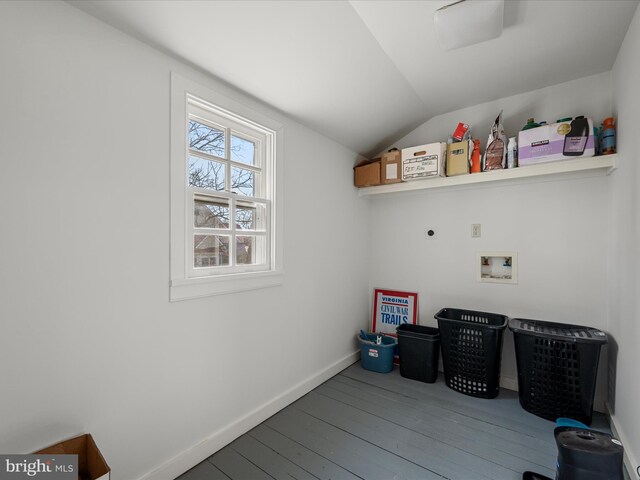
[170,73,284,301]
[187,102,270,276]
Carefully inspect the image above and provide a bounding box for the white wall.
[0,2,370,479]
[610,3,640,475]
[371,73,613,409]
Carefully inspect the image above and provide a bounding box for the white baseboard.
[606,402,640,480]
[138,350,360,480]
[500,375,518,392]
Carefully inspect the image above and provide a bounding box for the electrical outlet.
[425,228,437,240]
[472,224,481,238]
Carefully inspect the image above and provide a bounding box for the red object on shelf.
[471,139,481,173]
[453,122,469,141]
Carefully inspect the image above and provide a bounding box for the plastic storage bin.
[435,307,508,399]
[358,333,397,373]
[509,318,607,425]
[396,324,440,383]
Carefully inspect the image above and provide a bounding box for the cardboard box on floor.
[380,149,402,184]
[34,434,110,480]
[354,159,381,187]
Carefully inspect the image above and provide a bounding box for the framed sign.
[372,288,418,334]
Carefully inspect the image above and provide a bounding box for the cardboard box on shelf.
[402,143,446,181]
[354,159,381,187]
[446,140,472,176]
[34,434,110,480]
[380,149,402,184]
[518,117,595,166]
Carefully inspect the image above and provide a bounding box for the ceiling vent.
[434,0,505,51]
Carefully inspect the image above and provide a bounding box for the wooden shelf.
[358,154,617,197]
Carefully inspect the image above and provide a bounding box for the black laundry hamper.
[435,308,508,399]
[509,318,607,425]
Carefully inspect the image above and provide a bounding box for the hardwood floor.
[177,362,618,480]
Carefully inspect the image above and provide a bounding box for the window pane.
[194,235,229,267]
[231,135,256,166]
[189,120,224,157]
[236,235,266,265]
[195,198,229,229]
[189,156,225,190]
[236,201,266,231]
[231,167,256,196]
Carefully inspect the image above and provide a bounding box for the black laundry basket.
[509,318,608,425]
[435,308,508,399]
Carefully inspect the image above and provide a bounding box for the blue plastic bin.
[358,333,397,373]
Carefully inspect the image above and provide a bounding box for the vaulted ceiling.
[69,0,638,157]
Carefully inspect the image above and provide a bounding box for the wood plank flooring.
[177,362,617,480]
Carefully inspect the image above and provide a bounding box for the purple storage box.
[518,117,595,166]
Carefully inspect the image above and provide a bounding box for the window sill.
[170,270,284,301]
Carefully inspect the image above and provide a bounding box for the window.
[187,101,270,275]
[170,73,283,301]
